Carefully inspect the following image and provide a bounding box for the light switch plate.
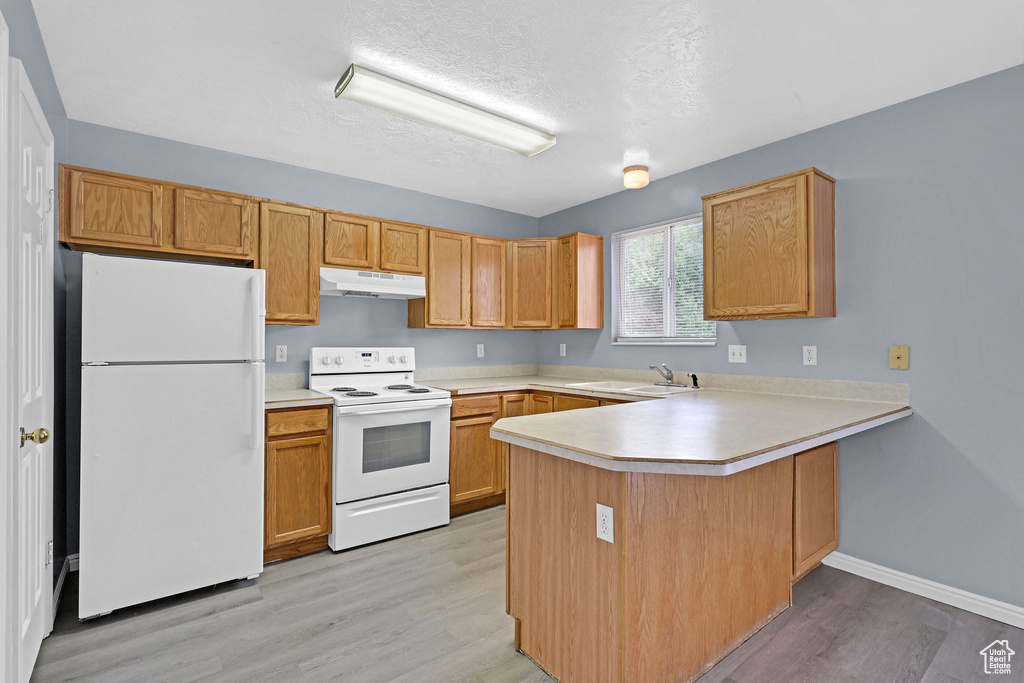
[477,344,485,358]
[559,343,566,357]
[889,345,909,370]
[728,345,747,363]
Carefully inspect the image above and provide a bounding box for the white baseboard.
[822,552,1024,629]
[68,553,79,572]
[52,557,70,629]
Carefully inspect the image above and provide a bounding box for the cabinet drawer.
[452,394,501,418]
[267,406,331,438]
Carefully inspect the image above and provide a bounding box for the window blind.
[612,217,715,344]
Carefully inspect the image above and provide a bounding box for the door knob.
[20,427,49,448]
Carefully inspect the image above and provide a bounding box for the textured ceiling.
[32,0,1024,217]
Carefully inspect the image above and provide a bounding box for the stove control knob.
[334,356,344,365]
[388,355,398,364]
[399,355,409,364]
[320,356,332,366]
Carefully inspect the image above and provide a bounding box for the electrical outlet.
[728,345,747,363]
[476,343,485,358]
[803,345,817,366]
[596,503,614,543]
[275,345,287,362]
[559,343,566,357]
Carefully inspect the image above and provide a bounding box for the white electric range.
[309,347,452,550]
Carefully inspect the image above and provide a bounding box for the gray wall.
[538,65,1024,608]
[2,0,70,574]
[59,122,540,553]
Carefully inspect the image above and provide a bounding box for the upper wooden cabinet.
[426,230,471,326]
[509,239,555,328]
[471,236,507,328]
[63,168,165,248]
[380,223,427,275]
[260,202,320,325]
[702,168,835,320]
[174,188,257,259]
[323,213,379,270]
[556,233,603,329]
[60,165,257,263]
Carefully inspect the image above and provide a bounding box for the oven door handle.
[337,398,452,417]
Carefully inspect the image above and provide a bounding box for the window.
[611,216,716,345]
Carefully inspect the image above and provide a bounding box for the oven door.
[333,397,452,504]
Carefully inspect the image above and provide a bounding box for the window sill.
[611,340,717,347]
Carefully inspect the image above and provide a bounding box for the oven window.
[362,422,432,473]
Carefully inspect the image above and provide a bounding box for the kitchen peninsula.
[489,388,911,683]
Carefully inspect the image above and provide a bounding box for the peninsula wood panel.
[553,394,600,412]
[557,233,604,329]
[508,446,625,683]
[703,168,834,320]
[380,223,427,275]
[260,202,320,325]
[623,457,793,682]
[471,236,507,327]
[174,188,256,259]
[63,168,165,248]
[450,414,502,505]
[793,442,839,581]
[323,213,379,270]
[427,230,472,326]
[509,239,554,328]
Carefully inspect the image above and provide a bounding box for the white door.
[3,57,55,683]
[81,253,265,363]
[79,362,263,619]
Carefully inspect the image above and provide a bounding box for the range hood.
[319,267,426,299]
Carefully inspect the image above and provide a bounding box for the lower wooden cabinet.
[264,405,332,563]
[553,394,600,412]
[450,395,503,517]
[528,393,553,414]
[792,442,838,581]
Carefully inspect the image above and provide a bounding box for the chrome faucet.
[650,364,675,385]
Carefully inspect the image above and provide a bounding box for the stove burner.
[407,388,431,394]
[386,384,415,390]
[331,386,357,392]
[345,391,378,397]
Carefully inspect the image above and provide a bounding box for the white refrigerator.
[78,253,266,619]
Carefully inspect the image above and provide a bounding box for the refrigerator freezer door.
[79,362,264,619]
[81,253,265,363]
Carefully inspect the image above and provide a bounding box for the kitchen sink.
[624,385,699,396]
[564,380,642,390]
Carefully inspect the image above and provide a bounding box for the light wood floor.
[33,506,1020,682]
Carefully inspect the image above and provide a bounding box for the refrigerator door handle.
[251,273,265,361]
[251,361,264,450]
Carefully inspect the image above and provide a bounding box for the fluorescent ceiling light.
[335,64,556,157]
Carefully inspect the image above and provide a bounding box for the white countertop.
[265,389,333,410]
[419,375,654,401]
[489,387,911,476]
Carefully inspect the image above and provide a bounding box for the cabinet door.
[529,393,553,414]
[427,230,471,326]
[553,394,600,412]
[65,168,164,248]
[450,414,501,504]
[509,239,554,328]
[471,236,506,327]
[793,442,838,581]
[380,223,427,275]
[323,213,379,270]
[260,202,320,325]
[265,433,331,549]
[556,234,577,327]
[704,171,821,319]
[174,188,256,259]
